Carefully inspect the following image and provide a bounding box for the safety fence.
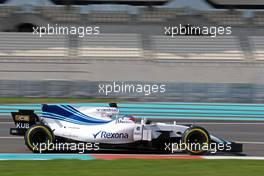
[1,102,264,121]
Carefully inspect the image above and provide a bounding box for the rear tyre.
[181,126,210,155]
[24,124,54,153]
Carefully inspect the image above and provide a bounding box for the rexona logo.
[93,131,129,139]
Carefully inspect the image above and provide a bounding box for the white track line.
[235,141,264,145]
[0,137,23,139]
[0,122,13,124]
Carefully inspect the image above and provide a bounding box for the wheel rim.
[29,129,50,145]
[27,127,52,151]
[185,129,209,153]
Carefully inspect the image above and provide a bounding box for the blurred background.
[0,0,264,102]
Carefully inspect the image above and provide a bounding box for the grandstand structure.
[79,34,143,59]
[200,11,247,26]
[0,1,263,62]
[0,33,68,57]
[254,11,264,26]
[249,36,264,60]
[0,5,260,25]
[152,36,245,60]
[0,29,263,62]
[0,0,263,85]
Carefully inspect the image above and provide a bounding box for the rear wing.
[10,110,39,136]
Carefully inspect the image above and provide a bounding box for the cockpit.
[109,113,119,120]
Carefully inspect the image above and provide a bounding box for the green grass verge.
[0,159,264,176]
[0,97,120,104]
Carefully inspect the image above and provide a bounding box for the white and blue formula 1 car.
[10,103,242,155]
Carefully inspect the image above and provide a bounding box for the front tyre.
[24,124,54,153]
[181,126,210,155]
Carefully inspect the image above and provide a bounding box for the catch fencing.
[1,102,264,121]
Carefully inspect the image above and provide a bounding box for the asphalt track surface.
[0,117,264,156]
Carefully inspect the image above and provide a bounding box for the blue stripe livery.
[41,104,111,125]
